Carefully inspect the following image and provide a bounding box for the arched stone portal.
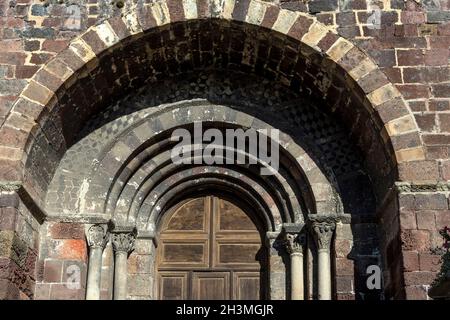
[0,0,427,300]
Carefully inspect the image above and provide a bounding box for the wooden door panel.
[217,199,258,231]
[158,272,188,300]
[192,272,230,300]
[157,196,264,300]
[214,242,262,269]
[233,272,260,300]
[164,198,209,232]
[159,240,209,269]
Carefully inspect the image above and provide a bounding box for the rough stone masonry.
[0,0,449,300]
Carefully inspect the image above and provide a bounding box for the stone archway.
[0,0,428,300]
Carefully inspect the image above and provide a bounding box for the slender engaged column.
[312,221,335,300]
[285,232,305,300]
[85,224,109,300]
[111,230,136,300]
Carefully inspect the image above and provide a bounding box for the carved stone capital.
[285,232,305,255]
[86,224,109,249]
[312,221,335,251]
[111,231,136,254]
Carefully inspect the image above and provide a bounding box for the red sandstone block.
[42,17,62,28]
[401,11,426,24]
[376,98,410,124]
[30,52,54,65]
[34,283,50,300]
[435,210,450,228]
[43,259,62,283]
[107,16,131,42]
[429,99,450,111]
[56,239,87,261]
[416,210,436,230]
[0,52,27,65]
[0,208,16,230]
[336,293,355,300]
[166,0,185,22]
[425,146,448,160]
[335,276,353,292]
[335,258,354,276]
[404,271,436,286]
[0,279,21,299]
[429,36,450,49]
[0,159,23,181]
[382,67,402,83]
[419,253,441,272]
[402,251,419,272]
[261,5,279,29]
[415,113,436,132]
[49,222,84,240]
[0,39,23,52]
[11,98,44,123]
[400,211,417,230]
[424,49,449,66]
[404,285,429,300]
[42,40,68,53]
[398,194,415,210]
[34,68,63,92]
[334,239,352,258]
[438,23,450,36]
[408,100,427,112]
[438,114,450,133]
[287,16,313,41]
[136,5,157,31]
[14,65,39,79]
[415,194,448,210]
[397,49,424,66]
[399,160,440,181]
[401,229,431,251]
[423,134,450,145]
[432,83,450,98]
[49,284,84,300]
[397,84,430,99]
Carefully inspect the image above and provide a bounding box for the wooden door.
[157,196,264,300]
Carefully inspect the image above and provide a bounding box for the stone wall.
[0,189,39,299]
[34,221,87,299]
[0,0,450,299]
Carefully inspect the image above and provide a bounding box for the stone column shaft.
[111,230,136,300]
[317,248,331,300]
[285,232,304,300]
[290,252,304,300]
[85,224,109,300]
[312,220,335,300]
[113,251,128,300]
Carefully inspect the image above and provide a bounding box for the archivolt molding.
[76,103,340,234]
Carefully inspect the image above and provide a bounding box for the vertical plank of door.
[191,272,230,300]
[232,272,261,300]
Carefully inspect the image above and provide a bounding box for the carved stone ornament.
[86,224,109,249]
[285,233,305,255]
[312,221,335,251]
[111,232,136,253]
